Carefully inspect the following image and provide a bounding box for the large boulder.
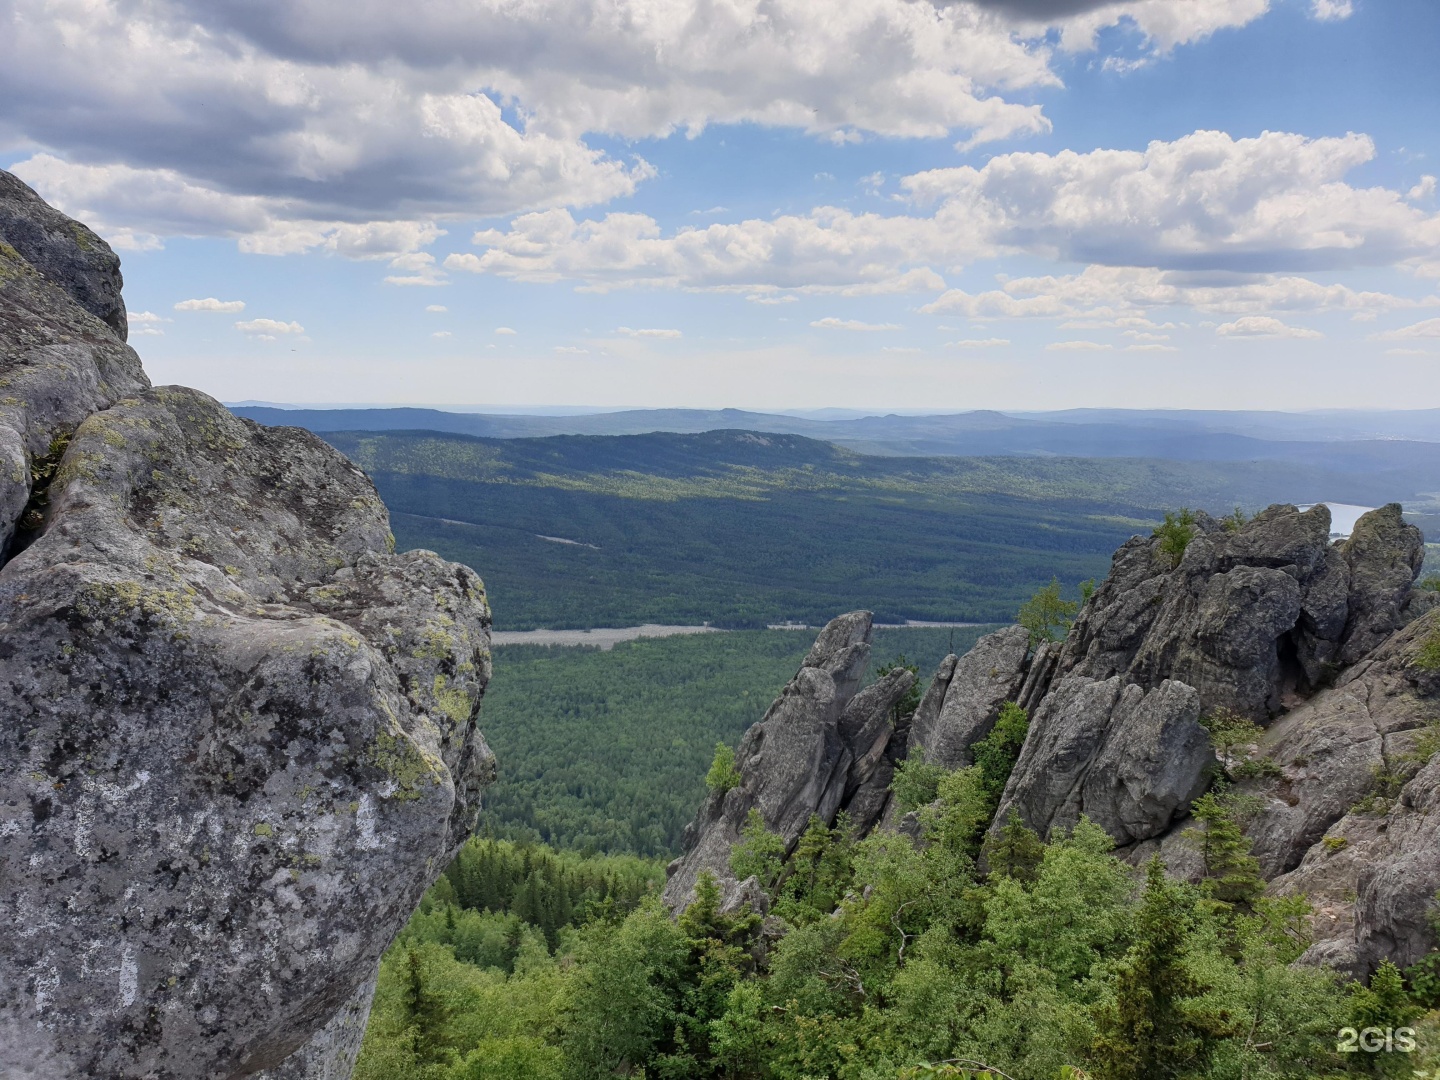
[662,612,914,911]
[0,171,494,1079]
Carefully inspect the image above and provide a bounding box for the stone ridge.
[668,499,1438,980]
[0,172,495,1079]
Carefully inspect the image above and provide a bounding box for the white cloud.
[1385,347,1432,356]
[132,326,165,337]
[555,346,589,354]
[882,346,922,354]
[1046,340,1112,351]
[1410,177,1438,202]
[494,327,517,335]
[235,318,305,335]
[385,252,447,287]
[945,338,1010,348]
[810,317,903,331]
[176,297,246,313]
[432,331,452,339]
[1124,343,1178,352]
[129,311,171,324]
[1310,0,1353,21]
[921,265,1433,320]
[617,326,683,338]
[0,0,1279,253]
[425,305,448,313]
[1215,315,1323,338]
[449,131,1440,299]
[1373,317,1440,340]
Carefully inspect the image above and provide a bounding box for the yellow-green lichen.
[76,580,198,626]
[367,726,444,802]
[432,674,473,725]
[253,822,274,837]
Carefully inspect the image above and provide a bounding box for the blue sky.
[3,0,1438,410]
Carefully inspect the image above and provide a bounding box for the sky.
[3,0,1439,411]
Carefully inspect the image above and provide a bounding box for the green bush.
[1153,507,1198,568]
[706,742,742,795]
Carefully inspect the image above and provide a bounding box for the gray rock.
[0,178,150,557]
[1056,503,1424,719]
[908,624,1030,769]
[0,169,128,338]
[0,182,494,1079]
[1340,503,1426,665]
[994,676,1209,845]
[253,971,377,1080]
[662,612,914,911]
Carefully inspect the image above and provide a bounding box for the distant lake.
[1297,502,1376,540]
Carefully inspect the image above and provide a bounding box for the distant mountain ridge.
[231,404,1440,465]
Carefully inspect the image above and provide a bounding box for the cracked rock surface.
[0,170,494,1079]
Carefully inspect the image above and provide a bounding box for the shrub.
[891,749,946,813]
[1413,630,1440,673]
[729,809,785,894]
[706,742,742,795]
[1153,508,1198,568]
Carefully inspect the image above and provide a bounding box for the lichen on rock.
[0,170,494,1079]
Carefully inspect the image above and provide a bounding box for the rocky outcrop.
[0,171,495,1078]
[994,676,1210,845]
[908,624,1030,769]
[663,611,914,911]
[1050,504,1424,720]
[1251,609,1440,973]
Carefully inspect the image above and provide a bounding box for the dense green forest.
[316,428,1318,629]
[476,628,989,856]
[356,773,1440,1080]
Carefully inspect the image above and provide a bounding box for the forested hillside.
[313,427,1396,629]
[476,627,986,855]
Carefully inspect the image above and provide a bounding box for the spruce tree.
[1090,859,1224,1080]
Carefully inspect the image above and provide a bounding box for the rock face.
[995,676,1210,845]
[662,611,914,911]
[907,624,1030,769]
[1051,504,1425,719]
[0,171,495,1078]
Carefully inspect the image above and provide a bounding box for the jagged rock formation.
[1052,504,1426,719]
[0,171,495,1078]
[668,501,1439,980]
[663,611,914,910]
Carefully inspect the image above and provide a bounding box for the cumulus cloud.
[903,130,1440,273]
[432,330,453,339]
[494,327,517,335]
[236,318,305,335]
[129,311,171,324]
[1215,315,1323,338]
[920,265,1433,320]
[0,0,1279,251]
[945,337,1011,348]
[1410,177,1438,202]
[811,317,903,331]
[1373,317,1440,340]
[176,298,246,313]
[448,132,1440,300]
[617,326,683,338]
[426,305,448,313]
[385,252,448,286]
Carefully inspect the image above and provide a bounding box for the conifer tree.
[1090,859,1224,1079]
